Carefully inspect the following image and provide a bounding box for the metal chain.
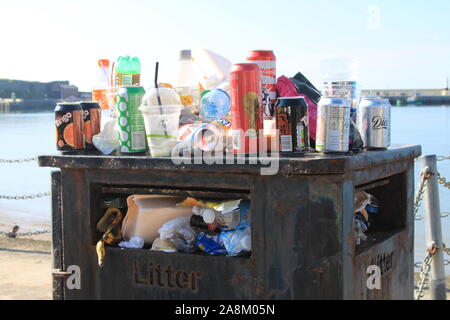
[0,192,50,200]
[0,229,51,237]
[414,168,430,221]
[415,243,439,300]
[443,243,450,256]
[0,157,37,164]
[437,156,450,161]
[437,173,450,190]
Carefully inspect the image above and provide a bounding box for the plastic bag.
[93,118,120,155]
[158,217,197,253]
[119,236,144,249]
[276,75,318,143]
[196,232,227,255]
[220,227,251,257]
[151,238,177,253]
[349,121,364,152]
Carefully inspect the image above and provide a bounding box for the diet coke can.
[230,63,262,155]
[358,97,391,149]
[247,50,276,117]
[316,97,351,153]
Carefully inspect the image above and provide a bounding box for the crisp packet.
[196,232,227,255]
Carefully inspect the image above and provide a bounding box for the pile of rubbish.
[55,48,384,158]
[96,195,251,266]
[354,191,381,245]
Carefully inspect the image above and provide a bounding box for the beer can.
[275,97,309,153]
[116,86,146,153]
[80,101,101,150]
[316,97,351,153]
[358,97,391,149]
[247,50,276,116]
[55,102,84,151]
[230,63,262,155]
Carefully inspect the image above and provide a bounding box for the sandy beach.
[0,234,448,300]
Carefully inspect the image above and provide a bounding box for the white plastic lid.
[142,87,181,106]
[202,209,216,224]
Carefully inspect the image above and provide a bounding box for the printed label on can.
[55,110,84,151]
[117,89,146,152]
[280,135,293,152]
[316,104,350,152]
[296,122,306,149]
[82,108,101,148]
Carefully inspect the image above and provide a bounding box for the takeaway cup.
[139,104,182,157]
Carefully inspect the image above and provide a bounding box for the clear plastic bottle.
[321,57,360,112]
[199,89,231,121]
[174,50,199,107]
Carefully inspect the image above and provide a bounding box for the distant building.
[0,79,83,100]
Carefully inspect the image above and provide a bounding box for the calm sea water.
[0,107,449,270]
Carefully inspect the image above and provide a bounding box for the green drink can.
[116,86,146,153]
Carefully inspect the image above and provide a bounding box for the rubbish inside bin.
[151,238,177,253]
[119,236,145,249]
[220,226,251,257]
[190,214,219,234]
[121,195,192,245]
[354,192,381,245]
[98,194,251,258]
[179,197,250,231]
[196,232,227,256]
[96,208,124,266]
[158,217,197,253]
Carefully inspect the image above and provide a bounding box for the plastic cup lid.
[202,209,216,224]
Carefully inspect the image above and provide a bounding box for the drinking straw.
[154,62,169,137]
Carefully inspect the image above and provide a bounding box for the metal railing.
[414,155,449,300]
[0,156,51,237]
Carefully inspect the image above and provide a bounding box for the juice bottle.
[92,59,112,110]
[114,56,141,87]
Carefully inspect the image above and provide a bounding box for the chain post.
[420,155,447,300]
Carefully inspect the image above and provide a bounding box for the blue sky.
[1,0,449,91]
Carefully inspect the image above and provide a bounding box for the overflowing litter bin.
[39,144,421,300]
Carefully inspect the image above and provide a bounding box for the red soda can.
[247,50,276,116]
[230,63,262,155]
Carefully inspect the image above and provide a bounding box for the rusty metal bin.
[39,144,421,300]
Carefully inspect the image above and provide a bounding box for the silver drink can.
[358,97,391,149]
[316,97,351,153]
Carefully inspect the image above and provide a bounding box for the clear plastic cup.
[139,103,182,157]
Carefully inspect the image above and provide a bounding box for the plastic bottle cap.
[98,59,110,67]
[180,50,192,60]
[202,209,216,224]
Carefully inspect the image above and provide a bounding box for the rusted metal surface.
[39,145,420,300]
[50,170,64,300]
